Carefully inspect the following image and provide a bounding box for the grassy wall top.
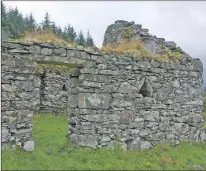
[35,63,77,74]
[3,30,192,64]
[100,40,184,64]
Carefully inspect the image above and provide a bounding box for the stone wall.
[1,52,40,151]
[68,51,206,150]
[39,71,69,113]
[103,20,185,55]
[1,41,84,115]
[1,36,206,151]
[1,41,82,150]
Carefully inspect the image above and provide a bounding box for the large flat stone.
[69,134,98,148]
[68,94,78,107]
[23,140,34,151]
[1,127,11,142]
[78,93,111,109]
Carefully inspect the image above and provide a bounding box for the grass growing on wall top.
[2,112,206,170]
[101,40,183,63]
[16,30,77,48]
[123,26,133,38]
[35,63,77,74]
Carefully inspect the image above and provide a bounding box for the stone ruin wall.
[40,71,69,114]
[103,20,186,56]
[68,50,206,150]
[1,20,206,151]
[1,41,79,150]
[1,52,40,150]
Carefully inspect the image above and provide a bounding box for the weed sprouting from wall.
[35,63,77,74]
[18,30,77,48]
[100,40,183,63]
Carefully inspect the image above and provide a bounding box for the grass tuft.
[35,63,77,74]
[123,26,133,38]
[100,40,183,63]
[17,30,77,48]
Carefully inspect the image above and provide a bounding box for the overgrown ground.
[2,110,206,170]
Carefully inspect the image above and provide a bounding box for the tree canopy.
[1,2,95,47]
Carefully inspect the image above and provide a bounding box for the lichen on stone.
[123,26,133,39]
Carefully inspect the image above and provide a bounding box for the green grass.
[2,113,206,170]
[35,63,77,74]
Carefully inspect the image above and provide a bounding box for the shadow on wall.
[35,61,80,114]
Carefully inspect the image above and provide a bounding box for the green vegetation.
[15,29,77,48]
[161,48,183,62]
[1,2,95,47]
[76,30,86,46]
[2,113,206,170]
[35,63,77,74]
[123,26,133,38]
[101,40,183,63]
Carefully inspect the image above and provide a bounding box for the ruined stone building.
[1,20,206,151]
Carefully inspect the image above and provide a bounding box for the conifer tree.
[76,30,85,46]
[51,22,57,34]
[1,2,11,40]
[41,12,52,30]
[63,26,70,41]
[6,7,22,38]
[62,24,76,42]
[1,1,7,27]
[24,15,29,25]
[56,26,63,37]
[24,15,30,31]
[68,25,76,42]
[27,13,36,31]
[86,30,94,47]
[17,13,26,34]
[13,6,19,17]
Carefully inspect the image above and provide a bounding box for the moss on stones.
[35,63,77,74]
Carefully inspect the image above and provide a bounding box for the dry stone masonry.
[1,20,206,151]
[39,71,69,113]
[68,50,206,150]
[1,53,40,151]
[103,20,179,55]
